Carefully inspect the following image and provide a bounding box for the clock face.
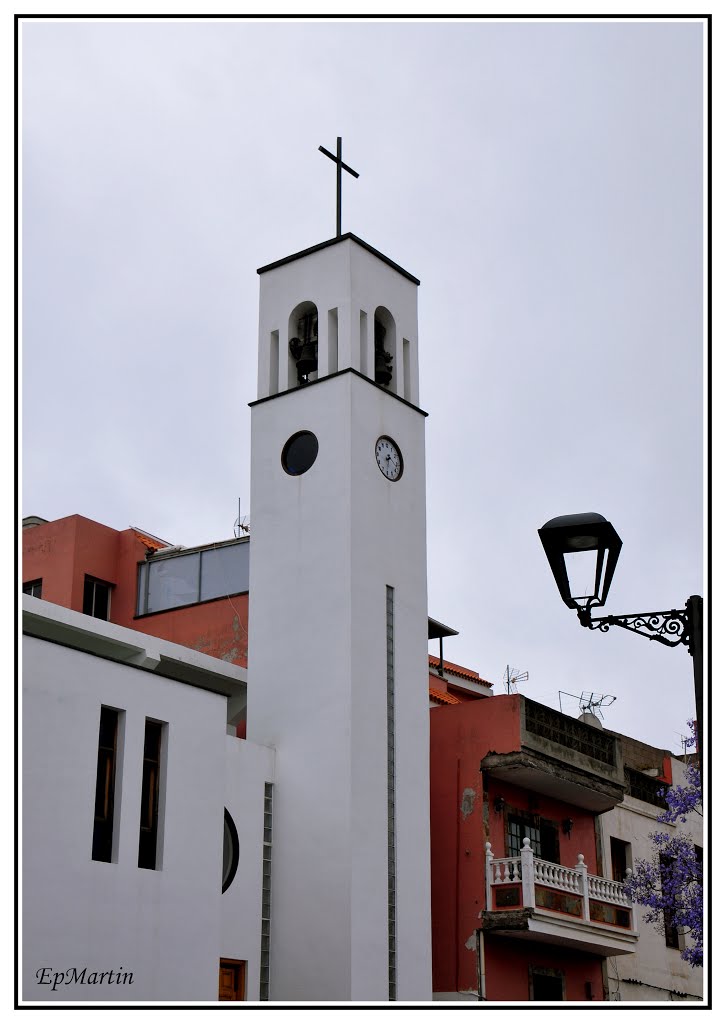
[375,436,403,481]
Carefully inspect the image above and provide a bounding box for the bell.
[375,349,392,386]
[297,341,317,378]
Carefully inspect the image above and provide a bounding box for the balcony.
[481,697,626,812]
[481,838,638,957]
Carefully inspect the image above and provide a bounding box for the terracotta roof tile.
[428,655,488,684]
[429,687,462,706]
[131,530,169,551]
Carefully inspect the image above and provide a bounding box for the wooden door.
[219,959,246,1001]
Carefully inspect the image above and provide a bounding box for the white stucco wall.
[599,759,703,1002]
[248,239,431,1001]
[22,607,274,1004]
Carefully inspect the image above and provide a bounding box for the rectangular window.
[327,308,338,375]
[530,967,565,1001]
[259,783,274,1001]
[506,814,560,864]
[610,837,631,882]
[138,719,164,870]
[359,310,368,377]
[83,576,112,620]
[660,855,682,949]
[402,338,411,402]
[92,706,120,863]
[386,585,397,1001]
[269,330,279,396]
[23,579,42,598]
[137,541,250,615]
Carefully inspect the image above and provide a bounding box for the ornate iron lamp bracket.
[576,605,691,652]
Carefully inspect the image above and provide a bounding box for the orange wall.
[22,516,249,668]
[483,935,604,1001]
[430,696,602,998]
[134,594,249,667]
[23,516,143,614]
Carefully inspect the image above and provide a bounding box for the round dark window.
[281,431,319,476]
[222,808,239,893]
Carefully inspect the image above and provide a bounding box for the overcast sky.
[20,16,706,752]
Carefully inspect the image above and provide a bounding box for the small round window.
[222,808,239,893]
[281,430,319,476]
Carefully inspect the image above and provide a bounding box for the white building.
[22,231,433,1003]
[22,595,274,1002]
[599,739,703,1002]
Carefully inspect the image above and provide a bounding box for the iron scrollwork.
[576,605,690,650]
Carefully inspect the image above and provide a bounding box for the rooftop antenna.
[559,690,616,726]
[503,665,529,695]
[233,498,250,539]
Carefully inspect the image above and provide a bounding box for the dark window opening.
[660,855,681,949]
[23,579,42,598]
[610,837,631,882]
[530,968,565,1001]
[138,720,163,870]
[222,809,240,893]
[83,576,112,620]
[92,706,119,863]
[506,812,560,864]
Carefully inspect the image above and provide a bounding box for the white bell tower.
[247,232,431,1001]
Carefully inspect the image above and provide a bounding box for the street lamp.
[538,513,703,758]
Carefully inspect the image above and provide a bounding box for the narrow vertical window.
[386,585,396,1000]
[610,837,631,882]
[327,308,339,375]
[92,706,120,863]
[259,783,274,1000]
[23,579,43,598]
[138,719,164,870]
[402,338,411,402]
[269,330,279,396]
[359,310,368,377]
[83,575,112,620]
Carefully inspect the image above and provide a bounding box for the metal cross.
[318,137,359,237]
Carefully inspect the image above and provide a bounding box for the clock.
[282,430,319,476]
[375,436,403,481]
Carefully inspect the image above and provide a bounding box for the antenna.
[233,498,250,538]
[559,690,616,724]
[503,665,529,695]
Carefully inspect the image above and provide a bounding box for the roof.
[428,655,488,685]
[256,233,420,285]
[429,687,462,706]
[131,529,170,551]
[428,616,459,640]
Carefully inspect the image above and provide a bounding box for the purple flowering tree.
[623,726,702,967]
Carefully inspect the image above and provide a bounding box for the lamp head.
[538,512,622,611]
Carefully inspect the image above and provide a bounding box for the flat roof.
[256,233,420,286]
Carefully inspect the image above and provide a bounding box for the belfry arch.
[288,300,319,388]
[374,305,396,392]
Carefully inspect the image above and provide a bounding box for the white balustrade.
[485,840,633,929]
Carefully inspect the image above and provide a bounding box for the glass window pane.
[146,553,200,612]
[200,543,249,602]
[137,563,148,614]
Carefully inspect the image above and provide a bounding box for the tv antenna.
[559,690,616,724]
[503,665,529,694]
[233,498,250,538]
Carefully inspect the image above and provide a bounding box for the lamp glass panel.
[563,549,599,604]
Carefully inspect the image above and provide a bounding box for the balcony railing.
[485,838,635,932]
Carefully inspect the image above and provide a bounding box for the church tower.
[246,167,431,1000]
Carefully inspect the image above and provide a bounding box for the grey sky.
[21,18,705,751]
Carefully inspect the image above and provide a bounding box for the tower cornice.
[256,233,420,286]
[248,366,428,416]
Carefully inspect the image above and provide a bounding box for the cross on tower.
[318,136,359,238]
